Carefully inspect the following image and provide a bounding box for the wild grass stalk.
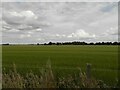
[2,60,112,88]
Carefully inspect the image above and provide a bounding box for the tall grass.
[2,60,116,88]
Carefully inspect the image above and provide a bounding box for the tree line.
[41,41,120,45]
[2,41,120,45]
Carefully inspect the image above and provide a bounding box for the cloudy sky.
[2,2,118,44]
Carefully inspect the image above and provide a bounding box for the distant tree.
[44,43,47,45]
[106,42,112,45]
[56,42,60,45]
[37,43,39,45]
[89,42,94,45]
[48,42,52,45]
[102,42,105,45]
[3,43,9,45]
[52,43,56,45]
[113,42,118,45]
[95,42,101,45]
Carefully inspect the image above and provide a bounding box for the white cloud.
[3,25,11,30]
[20,34,31,39]
[36,28,42,32]
[37,38,45,41]
[108,27,118,35]
[95,26,118,42]
[7,29,20,32]
[67,29,95,39]
[18,24,33,30]
[9,10,37,19]
[55,34,66,38]
[3,9,46,30]
[27,31,34,34]
[101,27,118,36]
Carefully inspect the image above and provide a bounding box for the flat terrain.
[2,45,118,85]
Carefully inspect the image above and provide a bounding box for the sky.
[1,2,119,44]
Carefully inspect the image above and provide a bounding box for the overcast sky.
[2,2,118,44]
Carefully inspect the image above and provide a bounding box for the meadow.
[2,45,118,86]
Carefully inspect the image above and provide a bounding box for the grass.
[3,62,110,88]
[2,45,119,86]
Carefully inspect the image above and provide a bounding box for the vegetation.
[3,62,112,88]
[2,45,118,87]
[2,41,120,46]
[44,41,120,45]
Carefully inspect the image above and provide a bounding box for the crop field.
[2,45,118,86]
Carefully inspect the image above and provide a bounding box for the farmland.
[2,45,118,86]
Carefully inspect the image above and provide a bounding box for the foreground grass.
[3,61,114,88]
[2,45,118,86]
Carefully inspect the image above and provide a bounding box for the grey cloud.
[2,5,51,31]
[2,2,118,44]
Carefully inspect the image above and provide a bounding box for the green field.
[2,45,118,86]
